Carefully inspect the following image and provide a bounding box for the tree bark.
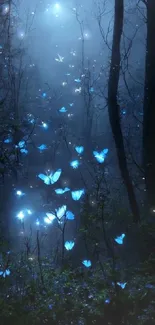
[107,0,140,223]
[143,0,155,212]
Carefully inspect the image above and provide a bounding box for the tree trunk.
[107,0,140,223]
[143,0,155,212]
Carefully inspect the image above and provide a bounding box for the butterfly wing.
[5,269,10,276]
[93,151,105,163]
[46,213,56,222]
[50,169,62,184]
[38,174,50,185]
[55,188,64,194]
[71,189,84,201]
[55,187,70,194]
[66,211,75,220]
[56,205,67,220]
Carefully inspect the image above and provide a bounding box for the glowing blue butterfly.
[4,137,12,143]
[44,213,56,224]
[71,189,85,201]
[0,269,10,278]
[44,217,54,224]
[65,241,75,250]
[82,260,91,268]
[74,78,81,83]
[37,144,47,151]
[55,187,70,195]
[18,140,25,148]
[20,148,28,154]
[66,211,75,220]
[93,148,109,163]
[117,282,127,289]
[59,106,67,113]
[69,103,74,107]
[89,87,94,93]
[55,54,64,63]
[38,169,62,185]
[56,205,67,220]
[114,233,125,245]
[70,160,79,169]
[75,146,84,154]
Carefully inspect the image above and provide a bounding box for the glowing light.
[41,122,48,129]
[17,211,25,221]
[62,81,67,86]
[54,3,61,10]
[27,209,32,215]
[36,219,40,226]
[16,190,25,197]
[2,5,9,15]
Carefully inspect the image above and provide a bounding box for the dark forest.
[0,0,155,324]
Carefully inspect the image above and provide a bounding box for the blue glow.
[27,209,32,215]
[66,211,75,220]
[114,233,125,245]
[70,160,79,169]
[16,190,25,197]
[42,92,47,98]
[65,241,75,250]
[59,106,67,113]
[41,122,48,129]
[93,149,109,163]
[71,189,85,201]
[105,299,110,304]
[38,169,62,185]
[55,187,70,194]
[117,282,127,289]
[82,260,91,268]
[44,217,53,224]
[89,87,94,93]
[75,146,84,154]
[37,144,47,151]
[45,213,56,223]
[74,78,81,83]
[16,211,25,221]
[69,103,74,106]
[20,148,28,154]
[56,205,67,219]
[35,219,40,226]
[0,269,10,278]
[18,141,25,148]
[4,137,12,143]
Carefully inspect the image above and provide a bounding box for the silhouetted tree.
[107,0,140,223]
[143,0,155,212]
